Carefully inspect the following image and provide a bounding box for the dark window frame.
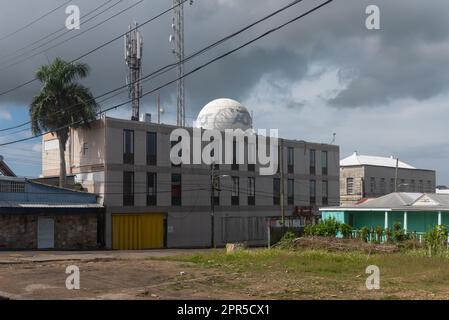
[123,129,135,164]
[248,177,255,206]
[171,174,182,206]
[310,149,316,175]
[147,172,157,206]
[146,132,157,166]
[287,178,294,205]
[287,147,294,174]
[123,171,134,206]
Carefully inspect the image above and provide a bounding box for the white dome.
[195,98,252,131]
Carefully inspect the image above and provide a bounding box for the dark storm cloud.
[0,0,449,110]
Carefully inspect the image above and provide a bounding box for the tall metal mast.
[170,0,185,126]
[125,22,143,121]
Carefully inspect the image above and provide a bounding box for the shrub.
[339,224,352,239]
[393,222,407,242]
[360,227,370,242]
[375,225,384,243]
[303,218,341,237]
[424,225,448,257]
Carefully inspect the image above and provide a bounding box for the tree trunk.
[58,137,67,188]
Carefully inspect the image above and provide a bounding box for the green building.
[320,193,449,236]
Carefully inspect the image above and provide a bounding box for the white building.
[340,152,436,205]
[42,98,340,249]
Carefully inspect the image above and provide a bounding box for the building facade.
[321,192,449,237]
[0,176,103,250]
[340,152,435,206]
[42,116,340,249]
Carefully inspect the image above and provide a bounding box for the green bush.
[360,227,370,242]
[339,224,352,239]
[424,225,448,257]
[375,225,384,243]
[393,222,407,242]
[303,218,342,238]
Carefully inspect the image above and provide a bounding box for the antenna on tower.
[170,0,193,126]
[125,21,143,121]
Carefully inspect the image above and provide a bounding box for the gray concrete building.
[340,152,436,206]
[42,99,340,249]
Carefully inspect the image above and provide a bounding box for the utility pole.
[394,157,399,192]
[170,0,185,126]
[125,22,143,121]
[210,163,217,248]
[157,94,161,124]
[279,139,285,228]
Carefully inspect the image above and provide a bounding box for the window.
[410,179,416,192]
[123,171,134,206]
[400,179,406,192]
[273,178,280,205]
[82,142,88,156]
[380,178,386,194]
[147,132,157,166]
[171,174,181,206]
[231,140,239,171]
[370,177,376,194]
[213,176,220,206]
[247,137,256,172]
[310,149,316,175]
[322,180,328,205]
[171,137,182,167]
[248,177,255,206]
[287,147,294,173]
[427,180,432,192]
[147,172,157,206]
[287,179,294,205]
[310,180,316,204]
[419,180,424,192]
[231,176,239,205]
[123,130,134,164]
[0,181,25,193]
[390,178,395,192]
[346,178,354,195]
[321,151,328,175]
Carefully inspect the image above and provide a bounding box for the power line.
[0,0,72,42]
[0,0,145,72]
[0,0,118,63]
[0,0,334,147]
[0,0,188,97]
[0,0,306,132]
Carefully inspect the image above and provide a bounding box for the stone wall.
[54,214,98,249]
[0,215,37,249]
[0,214,98,250]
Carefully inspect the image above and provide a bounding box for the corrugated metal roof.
[0,201,102,208]
[340,152,415,169]
[321,192,449,211]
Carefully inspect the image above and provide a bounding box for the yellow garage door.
[112,214,165,250]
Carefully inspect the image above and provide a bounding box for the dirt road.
[0,249,249,300]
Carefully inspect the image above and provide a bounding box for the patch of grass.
[154,248,449,299]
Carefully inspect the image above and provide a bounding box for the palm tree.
[30,57,99,187]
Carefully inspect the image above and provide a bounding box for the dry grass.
[160,248,449,299]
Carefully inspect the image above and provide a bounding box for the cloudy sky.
[0,0,449,183]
